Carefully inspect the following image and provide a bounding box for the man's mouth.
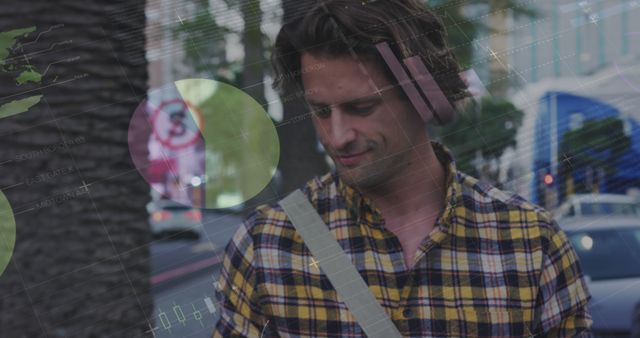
[335,150,369,167]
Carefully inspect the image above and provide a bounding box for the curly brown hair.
[271,0,468,108]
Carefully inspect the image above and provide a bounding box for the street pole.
[550,92,559,209]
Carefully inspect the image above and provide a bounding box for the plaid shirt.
[213,143,592,337]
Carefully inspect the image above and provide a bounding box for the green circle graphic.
[0,190,16,276]
[175,79,280,209]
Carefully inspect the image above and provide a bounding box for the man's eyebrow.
[305,98,326,107]
[343,96,382,105]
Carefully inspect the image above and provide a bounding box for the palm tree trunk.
[277,0,329,194]
[0,0,152,336]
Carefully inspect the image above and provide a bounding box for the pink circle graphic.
[128,79,280,210]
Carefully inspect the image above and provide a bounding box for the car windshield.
[580,202,640,217]
[161,204,191,211]
[567,227,640,281]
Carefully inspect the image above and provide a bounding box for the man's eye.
[350,105,374,115]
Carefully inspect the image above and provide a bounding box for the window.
[580,202,640,216]
[569,112,584,131]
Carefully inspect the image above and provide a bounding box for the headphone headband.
[375,42,455,125]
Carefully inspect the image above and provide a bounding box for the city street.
[150,210,243,338]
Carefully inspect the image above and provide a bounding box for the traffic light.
[536,171,556,209]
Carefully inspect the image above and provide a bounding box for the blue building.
[530,92,640,206]
[509,64,640,208]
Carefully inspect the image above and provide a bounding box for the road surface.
[149,210,242,338]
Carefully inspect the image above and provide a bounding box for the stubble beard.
[336,146,410,192]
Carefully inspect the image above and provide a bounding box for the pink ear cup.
[375,42,455,125]
[375,42,434,123]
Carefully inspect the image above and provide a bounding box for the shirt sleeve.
[212,215,268,338]
[535,220,593,337]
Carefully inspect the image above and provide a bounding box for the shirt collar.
[335,142,462,229]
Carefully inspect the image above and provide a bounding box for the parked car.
[560,217,640,337]
[147,199,203,240]
[555,194,640,220]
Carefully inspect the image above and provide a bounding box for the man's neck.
[360,141,447,230]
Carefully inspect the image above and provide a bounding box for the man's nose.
[327,111,357,151]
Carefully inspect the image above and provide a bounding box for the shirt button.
[402,308,414,318]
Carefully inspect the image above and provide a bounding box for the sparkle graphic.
[309,257,320,269]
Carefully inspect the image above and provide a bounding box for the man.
[213,0,592,337]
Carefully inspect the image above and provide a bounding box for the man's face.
[301,53,428,189]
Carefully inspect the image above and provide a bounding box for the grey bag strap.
[279,190,403,338]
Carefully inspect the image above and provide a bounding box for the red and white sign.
[150,98,204,150]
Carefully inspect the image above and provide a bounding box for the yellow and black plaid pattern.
[213,143,592,337]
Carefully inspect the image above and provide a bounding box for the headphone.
[375,42,456,126]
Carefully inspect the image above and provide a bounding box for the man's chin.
[336,166,381,190]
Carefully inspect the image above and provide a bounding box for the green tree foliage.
[429,0,536,184]
[172,0,235,81]
[430,0,479,68]
[560,117,631,179]
[438,97,524,177]
[430,0,537,68]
